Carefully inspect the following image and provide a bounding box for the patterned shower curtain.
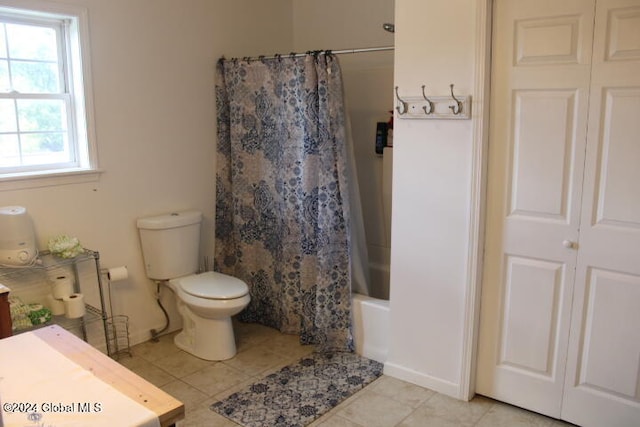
[214,53,353,352]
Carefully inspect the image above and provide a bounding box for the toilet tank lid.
[176,271,249,299]
[137,211,202,230]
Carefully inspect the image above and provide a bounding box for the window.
[0,1,98,187]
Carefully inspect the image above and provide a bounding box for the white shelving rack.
[0,250,130,358]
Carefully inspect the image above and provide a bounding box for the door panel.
[477,0,595,418]
[594,88,640,226]
[481,0,640,424]
[563,265,640,426]
[561,1,640,425]
[514,15,582,66]
[605,7,640,61]
[499,256,565,376]
[578,269,640,398]
[510,89,578,220]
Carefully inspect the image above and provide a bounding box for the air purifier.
[0,206,37,266]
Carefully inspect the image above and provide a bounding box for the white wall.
[0,0,294,345]
[386,0,488,398]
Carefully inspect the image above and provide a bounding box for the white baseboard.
[383,362,461,399]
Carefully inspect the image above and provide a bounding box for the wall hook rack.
[394,84,471,120]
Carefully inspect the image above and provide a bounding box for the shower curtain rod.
[224,46,394,62]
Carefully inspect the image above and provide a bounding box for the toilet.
[137,211,250,361]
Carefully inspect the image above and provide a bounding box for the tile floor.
[119,321,577,427]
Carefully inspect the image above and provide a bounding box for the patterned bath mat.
[210,352,383,427]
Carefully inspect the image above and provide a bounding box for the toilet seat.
[176,271,248,300]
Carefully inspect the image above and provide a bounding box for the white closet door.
[476,0,595,418]
[561,1,640,426]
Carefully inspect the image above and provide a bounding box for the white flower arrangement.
[48,235,84,259]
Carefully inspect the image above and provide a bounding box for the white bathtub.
[352,292,390,363]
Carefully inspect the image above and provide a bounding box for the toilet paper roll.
[45,294,66,316]
[107,266,128,282]
[63,293,85,319]
[51,275,74,299]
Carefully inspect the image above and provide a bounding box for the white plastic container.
[0,206,37,266]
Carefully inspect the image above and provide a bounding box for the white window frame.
[0,0,99,190]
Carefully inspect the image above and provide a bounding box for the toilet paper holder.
[100,265,131,359]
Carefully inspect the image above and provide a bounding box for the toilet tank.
[137,211,202,280]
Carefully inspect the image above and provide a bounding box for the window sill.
[0,169,103,191]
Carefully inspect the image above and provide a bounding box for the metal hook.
[395,86,408,115]
[449,84,463,115]
[421,85,434,115]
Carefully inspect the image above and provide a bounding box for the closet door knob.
[562,240,577,249]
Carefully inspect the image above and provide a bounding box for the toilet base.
[174,309,238,361]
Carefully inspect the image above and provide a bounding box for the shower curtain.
[214,53,367,352]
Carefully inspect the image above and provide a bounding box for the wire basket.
[106,315,131,359]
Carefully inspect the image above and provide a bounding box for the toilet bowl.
[168,271,250,361]
[137,211,251,361]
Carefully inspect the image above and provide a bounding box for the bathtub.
[352,292,390,363]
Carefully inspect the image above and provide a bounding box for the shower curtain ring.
[395,86,408,115]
